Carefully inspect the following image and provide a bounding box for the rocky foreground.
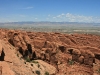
[0,29,100,75]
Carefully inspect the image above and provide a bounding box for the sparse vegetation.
[24,57,39,64]
[68,60,74,65]
[35,70,40,75]
[17,53,19,57]
[38,64,40,68]
[97,68,100,74]
[24,57,31,62]
[31,60,38,64]
[44,71,49,75]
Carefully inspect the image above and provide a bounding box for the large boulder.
[69,48,81,62]
[83,51,95,66]
[78,56,84,64]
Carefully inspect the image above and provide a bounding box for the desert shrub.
[44,71,49,75]
[24,57,31,62]
[97,68,100,73]
[38,64,40,68]
[35,70,40,75]
[31,60,38,64]
[68,60,74,65]
[17,53,19,57]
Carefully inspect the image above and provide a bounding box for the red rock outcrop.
[0,66,2,75]
[0,29,100,75]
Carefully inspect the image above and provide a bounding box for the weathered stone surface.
[0,66,2,75]
[0,43,2,56]
[82,51,95,66]
[0,29,100,75]
[78,56,84,64]
[72,49,81,55]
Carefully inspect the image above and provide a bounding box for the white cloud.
[52,13,100,23]
[56,13,65,18]
[1,13,100,23]
[57,15,62,18]
[53,17,56,19]
[61,13,65,16]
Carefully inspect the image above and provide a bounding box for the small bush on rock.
[24,57,31,62]
[68,60,74,65]
[31,60,38,64]
[97,68,100,74]
[45,71,49,75]
[35,70,40,75]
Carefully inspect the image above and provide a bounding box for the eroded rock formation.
[0,29,100,75]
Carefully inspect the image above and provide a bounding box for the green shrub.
[35,70,40,75]
[31,60,38,64]
[44,71,49,75]
[24,57,31,62]
[68,60,74,65]
[38,64,40,68]
[17,53,19,57]
[97,68,100,73]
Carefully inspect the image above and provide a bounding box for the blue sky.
[0,0,100,23]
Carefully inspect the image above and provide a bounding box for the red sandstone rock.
[0,66,2,75]
[0,29,100,75]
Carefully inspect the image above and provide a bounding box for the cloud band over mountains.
[52,13,100,23]
[0,13,100,23]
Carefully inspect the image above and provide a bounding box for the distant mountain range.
[0,21,100,26]
[0,21,100,24]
